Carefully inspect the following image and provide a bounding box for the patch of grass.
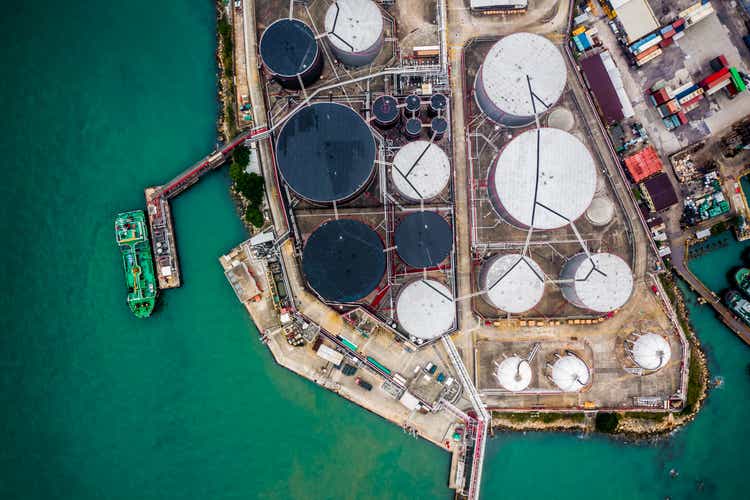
[229,158,265,228]
[659,274,676,304]
[495,412,584,424]
[626,411,667,422]
[218,14,233,78]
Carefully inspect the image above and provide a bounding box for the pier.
[144,125,269,289]
[670,236,750,345]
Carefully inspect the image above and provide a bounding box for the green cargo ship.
[115,210,157,318]
[735,268,750,298]
[726,290,750,326]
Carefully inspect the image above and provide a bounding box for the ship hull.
[115,210,158,318]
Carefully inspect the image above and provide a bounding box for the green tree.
[244,206,264,228]
[229,162,243,183]
[595,412,619,433]
[236,172,265,206]
[233,146,250,167]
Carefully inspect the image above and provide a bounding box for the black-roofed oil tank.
[395,211,452,268]
[275,102,376,203]
[259,18,323,89]
[302,219,386,303]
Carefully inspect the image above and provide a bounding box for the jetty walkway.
[144,125,269,289]
[670,235,750,345]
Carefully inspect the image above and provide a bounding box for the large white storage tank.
[391,141,451,201]
[627,333,671,371]
[489,128,596,230]
[474,33,566,127]
[560,253,633,312]
[550,353,590,392]
[324,0,384,67]
[495,356,532,392]
[480,254,545,314]
[396,279,456,342]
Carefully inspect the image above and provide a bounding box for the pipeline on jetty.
[144,125,269,289]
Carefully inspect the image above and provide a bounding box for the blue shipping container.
[630,33,658,52]
[579,34,592,50]
[675,84,699,100]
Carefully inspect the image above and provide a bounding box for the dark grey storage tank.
[275,102,376,203]
[302,219,385,303]
[372,95,400,129]
[259,18,323,90]
[404,118,422,140]
[404,94,422,117]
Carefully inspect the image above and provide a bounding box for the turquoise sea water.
[2,2,749,499]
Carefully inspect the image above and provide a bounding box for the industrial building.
[394,211,452,269]
[324,0,384,67]
[607,0,659,43]
[489,128,597,229]
[396,279,456,342]
[580,50,634,124]
[640,173,679,212]
[302,219,385,303]
[259,18,323,89]
[560,253,634,312]
[480,254,545,314]
[626,332,672,371]
[623,145,663,183]
[391,141,451,201]
[275,102,376,203]
[470,0,528,14]
[474,33,566,127]
[494,356,532,392]
[549,353,590,392]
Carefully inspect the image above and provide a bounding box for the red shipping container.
[659,38,674,48]
[706,72,732,89]
[663,29,675,39]
[701,67,730,87]
[680,95,703,108]
[666,100,680,113]
[673,18,686,29]
[719,55,728,67]
[677,111,688,125]
[636,45,660,60]
[652,88,669,104]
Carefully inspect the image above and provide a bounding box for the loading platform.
[144,125,270,289]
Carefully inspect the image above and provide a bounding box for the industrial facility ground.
[220,237,471,449]
[463,38,637,320]
[476,281,683,410]
[590,0,750,156]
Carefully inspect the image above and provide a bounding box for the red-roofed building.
[623,146,663,183]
